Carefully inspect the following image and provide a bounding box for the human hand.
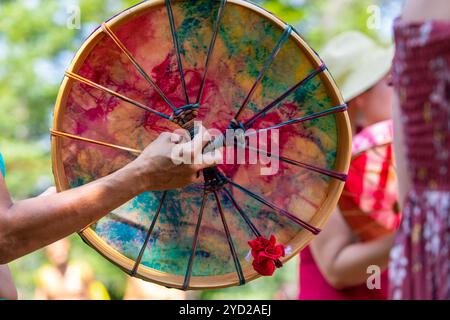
[131,125,222,191]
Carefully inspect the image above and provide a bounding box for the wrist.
[133,162,152,193]
[116,161,151,195]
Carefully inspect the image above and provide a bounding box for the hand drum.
[51,0,351,289]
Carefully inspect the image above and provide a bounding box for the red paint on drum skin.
[152,53,232,131]
[151,54,186,108]
[74,122,87,136]
[218,103,305,179]
[249,102,298,135]
[83,93,118,121]
[184,69,202,101]
[199,92,232,132]
[248,103,309,165]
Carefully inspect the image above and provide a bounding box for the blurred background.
[0,0,402,299]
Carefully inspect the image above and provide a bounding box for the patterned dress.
[389,19,450,300]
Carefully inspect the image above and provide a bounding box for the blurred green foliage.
[0,0,143,197]
[1,0,400,300]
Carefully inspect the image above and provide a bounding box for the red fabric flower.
[248,235,285,276]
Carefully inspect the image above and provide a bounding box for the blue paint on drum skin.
[96,219,145,261]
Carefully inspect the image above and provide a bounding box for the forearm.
[324,234,395,289]
[0,126,219,263]
[0,162,146,264]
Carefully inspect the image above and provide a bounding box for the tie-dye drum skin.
[51,0,351,289]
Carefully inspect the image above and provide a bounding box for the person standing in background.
[299,32,397,300]
[0,266,17,300]
[34,239,110,300]
[123,277,187,300]
[389,0,450,300]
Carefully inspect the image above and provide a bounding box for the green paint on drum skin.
[176,0,222,61]
[179,0,218,21]
[177,18,201,56]
[287,77,338,169]
[247,101,259,114]
[135,188,205,275]
[190,193,236,276]
[69,176,86,189]
[253,71,338,172]
[217,6,282,80]
[245,46,271,78]
[141,244,191,275]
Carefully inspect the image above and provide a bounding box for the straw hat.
[320,31,393,102]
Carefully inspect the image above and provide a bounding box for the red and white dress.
[390,19,450,300]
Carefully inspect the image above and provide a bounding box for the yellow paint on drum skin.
[71,83,103,112]
[106,104,149,145]
[285,136,327,167]
[309,127,338,152]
